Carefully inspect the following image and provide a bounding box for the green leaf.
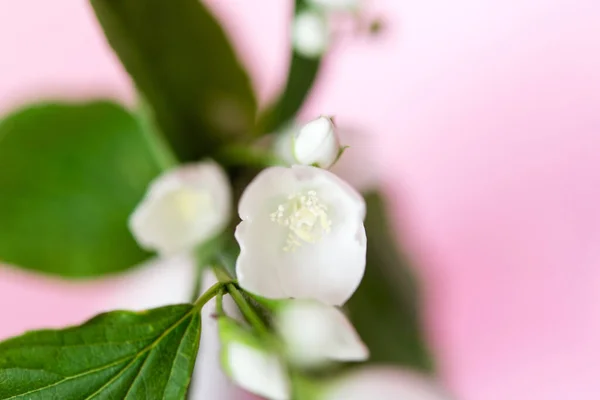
[346,192,435,372]
[256,0,322,134]
[0,101,161,277]
[91,0,258,162]
[0,305,201,400]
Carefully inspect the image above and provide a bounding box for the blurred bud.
[292,11,329,58]
[293,116,341,168]
[308,0,361,12]
[218,318,290,400]
[276,300,369,367]
[323,368,451,400]
[129,161,231,255]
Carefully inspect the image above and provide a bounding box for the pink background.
[1,1,600,399]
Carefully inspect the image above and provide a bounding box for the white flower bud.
[235,165,366,306]
[324,368,451,400]
[129,161,231,255]
[293,116,341,169]
[292,10,329,58]
[219,318,290,400]
[276,300,368,367]
[308,0,361,12]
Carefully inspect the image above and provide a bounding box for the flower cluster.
[129,117,446,399]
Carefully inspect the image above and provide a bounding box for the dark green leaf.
[0,101,161,277]
[256,0,322,134]
[0,305,201,400]
[91,0,257,162]
[346,192,435,372]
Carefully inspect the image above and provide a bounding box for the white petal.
[235,219,289,299]
[324,368,451,400]
[236,166,366,306]
[239,165,365,223]
[129,161,231,255]
[293,117,340,168]
[227,342,290,400]
[103,254,196,311]
[277,301,368,367]
[292,11,329,58]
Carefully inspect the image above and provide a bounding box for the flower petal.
[235,219,289,299]
[226,342,290,400]
[277,300,369,367]
[238,166,298,221]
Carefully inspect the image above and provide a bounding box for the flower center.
[169,187,213,223]
[270,190,332,252]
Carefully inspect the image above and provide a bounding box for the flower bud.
[293,116,341,169]
[276,300,368,367]
[218,318,290,400]
[129,161,231,255]
[292,11,329,58]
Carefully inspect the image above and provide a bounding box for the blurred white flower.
[293,116,341,169]
[276,300,368,367]
[292,10,329,58]
[323,368,451,400]
[219,318,290,400]
[129,161,231,255]
[308,0,361,12]
[235,165,366,306]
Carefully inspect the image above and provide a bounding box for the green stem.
[213,264,234,283]
[211,265,270,337]
[192,282,223,311]
[215,289,225,317]
[226,283,270,337]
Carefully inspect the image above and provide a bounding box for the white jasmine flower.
[323,368,451,400]
[129,161,231,255]
[276,300,368,367]
[235,165,366,306]
[293,116,341,169]
[292,10,329,58]
[308,0,361,12]
[219,318,290,400]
